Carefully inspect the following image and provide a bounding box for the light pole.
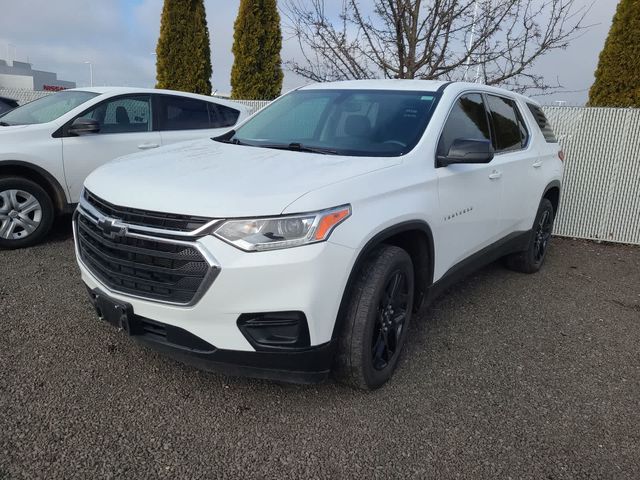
[84,61,93,87]
[7,43,16,63]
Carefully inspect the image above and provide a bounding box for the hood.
[84,138,400,217]
[0,123,42,135]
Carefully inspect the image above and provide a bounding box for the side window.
[437,93,491,157]
[210,104,240,128]
[82,95,151,134]
[486,95,523,152]
[527,103,558,143]
[157,96,211,130]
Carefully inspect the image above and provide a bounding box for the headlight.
[214,205,351,251]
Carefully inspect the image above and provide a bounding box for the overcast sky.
[0,0,617,105]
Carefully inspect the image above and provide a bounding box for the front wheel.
[335,245,414,390]
[504,198,555,274]
[0,177,55,249]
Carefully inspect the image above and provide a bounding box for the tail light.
[558,150,565,162]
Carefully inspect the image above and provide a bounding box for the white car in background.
[0,87,249,248]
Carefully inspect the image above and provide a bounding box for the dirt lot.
[1,218,639,479]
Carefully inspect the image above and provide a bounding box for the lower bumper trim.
[138,337,335,384]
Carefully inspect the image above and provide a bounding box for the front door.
[435,93,503,274]
[62,94,160,202]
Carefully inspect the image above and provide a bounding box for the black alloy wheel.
[335,245,415,390]
[372,270,410,371]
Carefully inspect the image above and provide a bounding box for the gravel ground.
[1,217,639,479]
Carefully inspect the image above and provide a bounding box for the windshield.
[0,90,99,125]
[221,89,437,157]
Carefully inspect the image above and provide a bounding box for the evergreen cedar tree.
[589,0,640,107]
[155,0,212,95]
[231,0,283,100]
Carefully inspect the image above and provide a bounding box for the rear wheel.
[0,177,54,249]
[335,245,414,390]
[504,198,554,273]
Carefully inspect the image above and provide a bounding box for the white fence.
[0,87,50,105]
[545,107,640,245]
[2,89,639,245]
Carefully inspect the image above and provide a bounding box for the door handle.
[532,161,543,168]
[138,143,159,150]
[488,170,502,180]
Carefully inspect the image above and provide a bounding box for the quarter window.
[210,104,240,128]
[81,95,151,134]
[486,95,526,152]
[437,93,491,158]
[527,103,558,143]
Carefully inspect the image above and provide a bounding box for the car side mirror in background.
[68,117,100,136]
[437,138,494,167]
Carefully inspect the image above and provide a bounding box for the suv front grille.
[75,196,218,305]
[84,189,213,232]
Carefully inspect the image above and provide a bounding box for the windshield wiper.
[260,142,338,155]
[0,121,11,126]
[213,129,244,145]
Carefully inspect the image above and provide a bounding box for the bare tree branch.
[282,0,591,94]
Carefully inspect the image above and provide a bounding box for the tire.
[504,198,555,274]
[335,245,415,390]
[0,176,55,250]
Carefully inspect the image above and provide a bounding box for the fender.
[542,179,562,214]
[331,220,435,340]
[0,160,70,212]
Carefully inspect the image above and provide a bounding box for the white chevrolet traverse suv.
[0,87,249,248]
[74,80,563,389]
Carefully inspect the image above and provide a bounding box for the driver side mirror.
[437,138,494,167]
[69,117,100,136]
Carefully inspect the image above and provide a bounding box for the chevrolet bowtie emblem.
[97,217,128,240]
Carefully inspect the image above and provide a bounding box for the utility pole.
[84,61,93,87]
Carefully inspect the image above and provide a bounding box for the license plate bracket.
[89,289,136,335]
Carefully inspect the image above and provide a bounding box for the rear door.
[435,93,503,271]
[61,94,160,201]
[484,94,534,234]
[155,95,241,145]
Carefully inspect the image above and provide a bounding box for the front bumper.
[85,287,335,383]
[76,225,357,381]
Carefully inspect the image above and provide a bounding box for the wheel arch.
[0,160,69,213]
[542,180,561,215]
[331,220,435,340]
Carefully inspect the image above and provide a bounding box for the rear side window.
[157,96,212,130]
[210,104,240,128]
[486,95,527,152]
[527,103,558,143]
[437,93,491,157]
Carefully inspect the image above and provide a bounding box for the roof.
[300,79,449,91]
[65,86,249,112]
[298,79,536,104]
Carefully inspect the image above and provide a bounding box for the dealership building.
[0,59,75,91]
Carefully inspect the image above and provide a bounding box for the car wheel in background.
[0,177,54,249]
[335,245,415,390]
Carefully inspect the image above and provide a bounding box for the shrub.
[156,0,212,95]
[231,0,283,100]
[589,0,640,107]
